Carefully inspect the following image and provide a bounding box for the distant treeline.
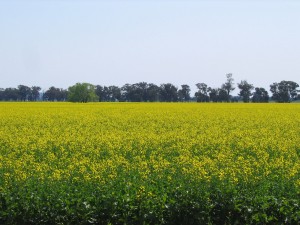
[1,74,299,103]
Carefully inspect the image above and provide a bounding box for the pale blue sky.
[0,0,299,93]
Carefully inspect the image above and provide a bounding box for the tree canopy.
[270,81,299,103]
[67,83,98,103]
[238,80,254,103]
[0,75,299,103]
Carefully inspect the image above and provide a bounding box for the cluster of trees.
[68,74,299,103]
[236,80,298,103]
[0,85,42,101]
[1,74,299,103]
[0,85,67,102]
[94,83,189,102]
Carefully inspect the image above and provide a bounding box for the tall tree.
[252,87,269,103]
[95,85,112,102]
[43,87,55,101]
[108,86,122,102]
[44,86,67,101]
[121,82,149,102]
[178,84,191,102]
[29,86,41,101]
[4,88,20,101]
[121,84,133,102]
[270,81,299,102]
[207,88,220,102]
[195,83,209,102]
[221,73,235,102]
[68,83,97,103]
[136,82,148,102]
[18,85,31,101]
[95,85,104,101]
[218,89,229,102]
[0,88,4,101]
[237,80,254,103]
[57,89,68,101]
[147,83,160,102]
[159,83,178,102]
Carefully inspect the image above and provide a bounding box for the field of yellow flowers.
[0,102,300,224]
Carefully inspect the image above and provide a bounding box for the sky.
[0,0,299,94]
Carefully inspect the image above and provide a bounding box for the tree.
[121,84,133,102]
[57,89,68,101]
[108,86,122,102]
[218,89,229,102]
[44,86,66,101]
[121,82,149,102]
[0,88,4,101]
[68,83,97,103]
[95,85,106,102]
[135,82,148,102]
[252,87,269,103]
[159,83,178,102]
[237,80,254,103]
[195,83,209,102]
[3,88,19,101]
[178,85,191,102]
[95,85,111,102]
[18,85,31,101]
[221,73,235,102]
[147,83,160,102]
[207,88,218,102]
[29,86,41,101]
[270,81,299,102]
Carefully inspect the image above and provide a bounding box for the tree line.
[0,74,299,103]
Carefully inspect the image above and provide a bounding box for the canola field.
[0,102,300,224]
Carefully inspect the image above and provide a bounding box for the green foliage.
[221,73,235,101]
[270,81,299,102]
[195,83,209,102]
[252,87,269,103]
[44,86,67,101]
[68,83,98,103]
[1,179,300,224]
[238,80,254,103]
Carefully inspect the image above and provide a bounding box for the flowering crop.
[0,102,299,224]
